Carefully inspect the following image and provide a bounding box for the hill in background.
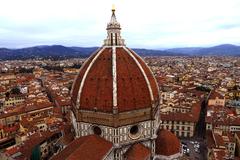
[0,44,239,60]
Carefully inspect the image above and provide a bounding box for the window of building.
[129,125,142,140]
[130,125,139,135]
[92,126,102,136]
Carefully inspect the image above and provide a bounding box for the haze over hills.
[0,44,240,60]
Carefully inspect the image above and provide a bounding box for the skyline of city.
[0,0,240,49]
[0,3,240,160]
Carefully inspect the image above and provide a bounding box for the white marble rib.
[112,46,118,108]
[123,47,154,105]
[76,47,106,108]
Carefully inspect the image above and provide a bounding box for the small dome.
[155,129,181,156]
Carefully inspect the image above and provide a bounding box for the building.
[160,102,201,138]
[205,105,240,133]
[51,135,114,160]
[51,7,181,160]
[235,132,240,157]
[70,7,160,159]
[208,91,225,107]
[206,130,235,159]
[0,130,62,160]
[3,94,26,107]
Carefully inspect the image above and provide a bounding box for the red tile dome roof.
[71,8,159,114]
[155,129,181,156]
[71,46,159,113]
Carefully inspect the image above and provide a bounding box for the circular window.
[129,125,141,139]
[92,126,102,136]
[130,125,139,135]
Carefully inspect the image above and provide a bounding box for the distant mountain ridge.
[0,45,96,60]
[165,44,240,56]
[0,44,239,60]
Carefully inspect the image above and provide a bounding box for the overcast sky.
[0,0,240,49]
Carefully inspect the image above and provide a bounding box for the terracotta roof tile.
[213,133,225,148]
[52,135,113,160]
[206,130,216,148]
[71,47,159,113]
[129,48,159,104]
[71,49,101,105]
[80,48,113,112]
[161,102,201,122]
[116,48,151,112]
[155,129,181,156]
[209,91,224,99]
[125,143,150,160]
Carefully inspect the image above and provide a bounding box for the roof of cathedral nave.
[51,135,113,160]
[71,8,159,113]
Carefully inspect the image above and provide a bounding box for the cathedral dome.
[155,129,181,156]
[71,8,159,114]
[69,7,161,159]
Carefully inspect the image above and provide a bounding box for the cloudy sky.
[0,0,240,49]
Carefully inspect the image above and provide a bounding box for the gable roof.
[51,135,113,160]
